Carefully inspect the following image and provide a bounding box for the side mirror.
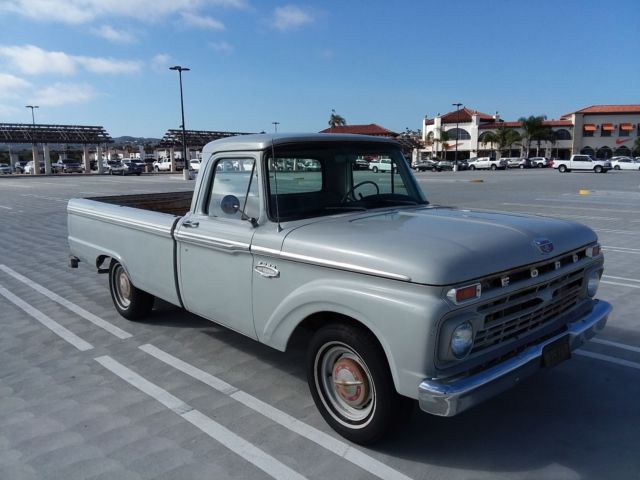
[220,195,240,215]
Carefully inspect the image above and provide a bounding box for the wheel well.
[287,311,384,353]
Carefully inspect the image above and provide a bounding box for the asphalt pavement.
[0,169,638,480]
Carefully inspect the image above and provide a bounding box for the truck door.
[175,156,260,338]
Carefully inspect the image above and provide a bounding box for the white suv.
[153,157,185,172]
[468,157,507,170]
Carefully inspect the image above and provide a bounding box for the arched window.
[426,131,434,141]
[478,132,491,143]
[596,146,612,159]
[446,128,471,140]
[554,128,572,140]
[580,147,595,156]
[614,146,631,157]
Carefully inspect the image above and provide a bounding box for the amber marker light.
[447,283,481,304]
[586,245,601,257]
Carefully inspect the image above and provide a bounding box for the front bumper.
[418,300,612,417]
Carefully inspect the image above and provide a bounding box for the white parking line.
[602,245,640,252]
[0,284,93,351]
[595,228,640,235]
[0,265,132,339]
[603,275,640,283]
[503,202,640,215]
[0,206,12,210]
[590,338,640,354]
[575,350,640,371]
[139,344,412,480]
[21,193,67,202]
[503,211,620,221]
[601,280,640,289]
[95,356,308,480]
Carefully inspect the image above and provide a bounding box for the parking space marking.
[139,344,412,480]
[575,350,640,371]
[595,228,640,235]
[503,211,620,221]
[601,280,640,288]
[533,197,640,208]
[0,284,93,351]
[20,193,67,202]
[503,202,640,215]
[590,338,640,354]
[0,265,132,339]
[95,355,308,480]
[603,274,640,283]
[0,206,12,210]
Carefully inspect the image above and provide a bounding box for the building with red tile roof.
[319,124,398,136]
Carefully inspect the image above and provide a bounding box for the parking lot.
[1,169,639,480]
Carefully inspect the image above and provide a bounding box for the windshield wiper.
[324,205,368,212]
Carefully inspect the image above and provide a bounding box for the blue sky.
[1,0,638,138]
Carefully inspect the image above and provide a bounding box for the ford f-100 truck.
[68,134,611,444]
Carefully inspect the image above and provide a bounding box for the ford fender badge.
[254,263,280,278]
[534,238,554,255]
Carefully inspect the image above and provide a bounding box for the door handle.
[183,220,199,228]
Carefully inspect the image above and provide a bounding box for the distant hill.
[112,136,161,146]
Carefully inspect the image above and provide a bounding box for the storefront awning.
[620,123,634,131]
[601,123,614,131]
[583,124,596,131]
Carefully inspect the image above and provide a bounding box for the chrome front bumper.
[418,300,612,417]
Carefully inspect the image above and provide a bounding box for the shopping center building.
[422,105,640,160]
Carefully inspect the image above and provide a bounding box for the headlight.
[451,322,474,359]
[587,270,601,297]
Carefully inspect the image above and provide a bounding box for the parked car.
[24,161,45,174]
[610,156,640,171]
[529,157,550,168]
[102,160,126,175]
[153,157,185,172]
[121,159,143,175]
[0,163,12,174]
[554,155,612,173]
[190,159,201,171]
[505,157,530,169]
[52,158,83,174]
[13,160,28,174]
[412,159,438,172]
[468,157,507,170]
[369,158,396,173]
[353,158,370,170]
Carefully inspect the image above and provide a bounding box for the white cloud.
[0,0,247,24]
[182,12,225,30]
[92,25,136,44]
[209,41,234,54]
[29,83,96,107]
[0,73,32,99]
[151,53,172,72]
[273,5,313,31]
[0,45,141,76]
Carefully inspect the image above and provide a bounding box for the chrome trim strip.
[175,231,250,252]
[419,300,612,417]
[68,205,173,237]
[251,245,411,282]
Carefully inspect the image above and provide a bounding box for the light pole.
[25,105,39,175]
[272,121,280,133]
[451,103,462,172]
[169,65,191,180]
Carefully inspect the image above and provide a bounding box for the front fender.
[257,277,447,398]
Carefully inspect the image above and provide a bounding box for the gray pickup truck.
[68,134,611,444]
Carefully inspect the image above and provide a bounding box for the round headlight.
[451,322,474,359]
[587,270,601,297]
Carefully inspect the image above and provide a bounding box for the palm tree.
[434,127,450,159]
[480,126,521,157]
[634,137,640,157]
[328,109,346,130]
[518,115,546,157]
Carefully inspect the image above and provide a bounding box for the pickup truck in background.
[52,158,83,174]
[68,133,611,444]
[153,157,185,172]
[554,155,612,173]
[467,157,507,170]
[368,157,395,173]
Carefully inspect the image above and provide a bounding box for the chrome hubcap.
[113,265,131,308]
[316,343,375,424]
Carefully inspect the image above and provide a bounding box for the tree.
[518,115,547,158]
[480,126,521,158]
[634,137,640,157]
[328,109,346,129]
[434,127,450,159]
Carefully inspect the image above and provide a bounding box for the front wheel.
[372,166,378,173]
[614,165,621,170]
[469,165,476,170]
[307,324,411,444]
[559,165,567,173]
[594,165,603,173]
[108,260,154,320]
[490,164,497,170]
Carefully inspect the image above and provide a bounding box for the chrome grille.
[471,268,584,354]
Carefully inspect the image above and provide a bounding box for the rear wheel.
[469,165,476,170]
[594,165,603,173]
[307,324,411,444]
[372,166,378,173]
[108,260,154,320]
[614,165,621,170]
[490,164,497,170]
[559,165,567,173]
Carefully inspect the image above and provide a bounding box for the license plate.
[542,336,571,368]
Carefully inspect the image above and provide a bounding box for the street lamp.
[452,103,462,172]
[272,121,280,133]
[169,65,191,180]
[25,105,40,175]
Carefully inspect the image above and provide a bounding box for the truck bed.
[88,191,193,216]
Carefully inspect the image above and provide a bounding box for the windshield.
[265,142,427,221]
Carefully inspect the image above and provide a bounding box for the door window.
[207,158,259,219]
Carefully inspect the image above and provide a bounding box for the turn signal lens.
[447,283,481,304]
[586,245,601,257]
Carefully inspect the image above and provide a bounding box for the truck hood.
[281,206,597,285]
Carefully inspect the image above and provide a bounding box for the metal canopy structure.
[158,129,253,149]
[0,123,113,145]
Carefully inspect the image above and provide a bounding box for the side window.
[267,157,322,194]
[207,158,258,219]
